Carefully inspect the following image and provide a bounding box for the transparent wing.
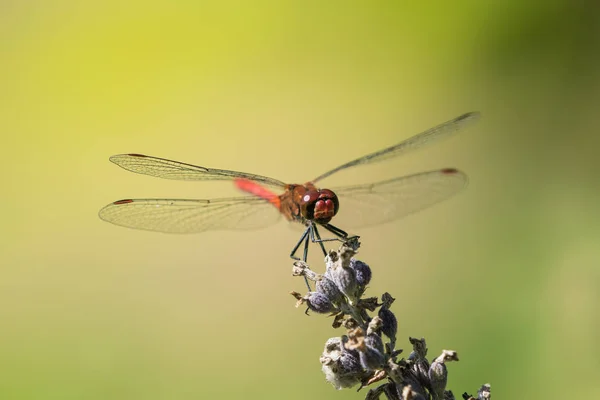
[109,154,287,189]
[330,169,468,230]
[98,196,281,233]
[313,112,479,183]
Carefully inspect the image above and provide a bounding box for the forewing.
[109,154,287,189]
[330,169,468,230]
[98,196,281,233]
[313,112,479,183]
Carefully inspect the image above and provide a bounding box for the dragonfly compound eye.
[301,189,339,224]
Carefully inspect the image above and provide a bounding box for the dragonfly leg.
[310,224,328,257]
[290,225,311,261]
[301,228,311,290]
[302,225,310,262]
[322,223,349,239]
[312,223,361,254]
[289,224,313,290]
[322,223,361,251]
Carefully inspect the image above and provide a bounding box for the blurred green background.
[1,1,599,399]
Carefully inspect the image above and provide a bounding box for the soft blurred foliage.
[1,1,599,399]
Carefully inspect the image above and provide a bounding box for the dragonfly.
[99,111,479,274]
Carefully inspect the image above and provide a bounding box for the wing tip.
[439,168,469,187]
[440,167,460,175]
[457,111,481,123]
[109,153,148,163]
[98,199,134,220]
[112,199,135,205]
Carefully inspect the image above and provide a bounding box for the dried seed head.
[339,243,358,265]
[320,337,364,390]
[339,348,362,376]
[408,337,430,389]
[350,258,372,288]
[378,307,397,344]
[291,261,308,276]
[367,315,383,335]
[305,291,337,314]
[316,275,344,304]
[428,362,447,400]
[326,249,358,304]
[477,384,491,400]
[359,343,386,371]
[429,350,459,400]
[345,327,386,371]
[292,261,322,282]
[381,292,396,308]
[324,249,339,274]
[409,337,428,360]
[365,332,385,355]
[434,350,459,363]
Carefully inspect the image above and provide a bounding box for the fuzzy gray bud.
[350,258,372,288]
[305,292,337,314]
[339,348,362,376]
[320,337,364,389]
[326,250,359,304]
[345,327,386,371]
[359,344,386,371]
[477,384,491,400]
[364,333,385,355]
[378,307,397,345]
[409,337,429,388]
[316,275,344,304]
[429,350,459,400]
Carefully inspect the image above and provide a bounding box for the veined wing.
[109,154,287,189]
[98,196,281,233]
[329,168,467,230]
[313,112,480,183]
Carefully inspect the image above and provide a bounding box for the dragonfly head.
[300,188,339,224]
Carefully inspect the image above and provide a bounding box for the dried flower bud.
[367,316,383,334]
[320,337,364,389]
[477,384,491,400]
[291,260,318,278]
[345,328,386,371]
[305,291,337,314]
[408,337,429,388]
[339,349,362,377]
[365,332,385,355]
[291,261,308,276]
[350,258,372,288]
[339,243,358,264]
[378,307,397,345]
[359,344,386,371]
[429,350,459,400]
[409,337,428,359]
[316,275,344,304]
[326,249,359,304]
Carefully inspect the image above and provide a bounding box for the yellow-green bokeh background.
[2,1,599,399]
